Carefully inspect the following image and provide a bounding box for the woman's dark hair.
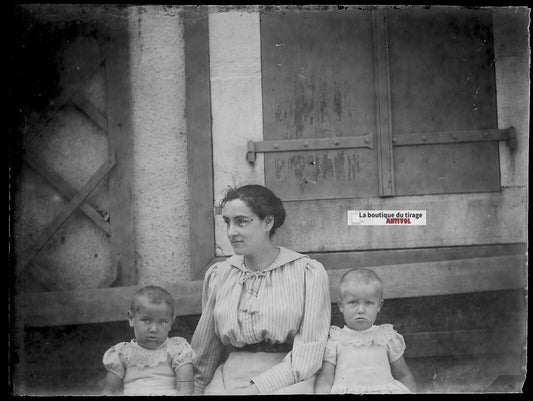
[220,185,286,237]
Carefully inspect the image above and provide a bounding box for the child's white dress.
[323,324,412,394]
[103,336,195,395]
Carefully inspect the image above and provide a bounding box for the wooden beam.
[277,187,527,251]
[15,157,115,271]
[327,254,526,301]
[404,328,524,358]
[309,243,526,271]
[184,7,216,281]
[372,9,395,196]
[71,92,108,133]
[105,14,136,286]
[23,157,110,235]
[22,252,525,327]
[197,244,526,284]
[22,281,203,327]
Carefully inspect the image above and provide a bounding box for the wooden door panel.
[388,8,500,195]
[261,10,379,201]
[394,142,500,195]
[275,187,526,252]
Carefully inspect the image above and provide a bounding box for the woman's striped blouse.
[191,246,331,394]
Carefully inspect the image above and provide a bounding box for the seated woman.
[191,184,331,395]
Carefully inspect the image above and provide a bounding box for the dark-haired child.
[101,286,194,395]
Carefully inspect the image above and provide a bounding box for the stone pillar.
[128,5,191,283]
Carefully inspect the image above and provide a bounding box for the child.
[101,286,194,395]
[315,269,417,394]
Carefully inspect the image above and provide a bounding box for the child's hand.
[100,371,123,395]
[175,364,194,395]
[390,356,417,393]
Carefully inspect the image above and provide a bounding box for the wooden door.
[12,7,135,303]
[261,10,379,201]
[259,8,513,256]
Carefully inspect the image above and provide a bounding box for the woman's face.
[222,198,273,256]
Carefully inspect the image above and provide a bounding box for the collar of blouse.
[226,247,308,314]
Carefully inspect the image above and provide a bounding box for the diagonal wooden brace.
[28,262,69,291]
[16,155,116,272]
[23,156,110,235]
[71,92,108,133]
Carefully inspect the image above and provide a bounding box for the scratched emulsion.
[261,10,379,201]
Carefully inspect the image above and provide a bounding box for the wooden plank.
[71,92,108,133]
[23,156,110,235]
[22,253,525,327]
[261,10,380,201]
[372,9,395,197]
[392,128,513,147]
[388,8,498,134]
[15,157,115,271]
[327,254,526,301]
[387,8,500,196]
[22,281,204,327]
[276,186,527,252]
[184,7,216,280]
[105,15,136,286]
[404,328,524,358]
[198,244,525,282]
[310,243,526,271]
[394,142,501,195]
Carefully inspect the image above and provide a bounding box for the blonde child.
[315,269,417,394]
[101,286,194,395]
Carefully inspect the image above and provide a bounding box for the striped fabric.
[191,247,331,394]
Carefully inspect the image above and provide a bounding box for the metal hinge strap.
[392,127,517,149]
[246,133,374,163]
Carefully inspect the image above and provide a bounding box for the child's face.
[338,281,383,331]
[128,297,174,350]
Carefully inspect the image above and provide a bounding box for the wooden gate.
[12,7,136,327]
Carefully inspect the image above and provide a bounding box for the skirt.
[331,379,412,394]
[204,351,316,395]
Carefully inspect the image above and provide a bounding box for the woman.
[191,184,331,394]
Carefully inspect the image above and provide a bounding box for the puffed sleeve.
[323,335,338,365]
[168,337,196,370]
[102,342,127,379]
[191,263,226,394]
[384,325,406,363]
[251,259,331,393]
